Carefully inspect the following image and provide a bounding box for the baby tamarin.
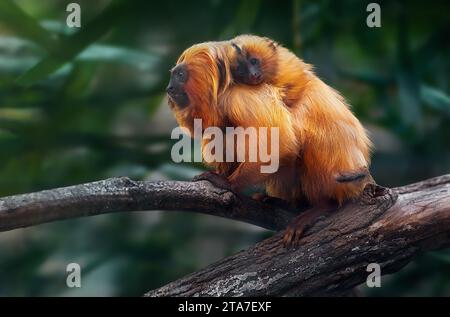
[228,35,304,108]
[167,37,373,246]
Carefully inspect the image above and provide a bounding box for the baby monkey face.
[231,43,263,85]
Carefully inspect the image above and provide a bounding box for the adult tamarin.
[166,38,373,246]
[167,42,296,186]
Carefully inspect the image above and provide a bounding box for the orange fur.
[227,35,373,205]
[231,35,312,107]
[168,42,236,177]
[168,43,227,133]
[168,36,373,208]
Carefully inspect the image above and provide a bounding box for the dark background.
[0,0,449,296]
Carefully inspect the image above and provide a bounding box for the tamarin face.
[230,35,279,86]
[166,43,232,132]
[167,45,217,114]
[230,43,263,85]
[167,64,190,108]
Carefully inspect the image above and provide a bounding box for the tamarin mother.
[166,37,373,246]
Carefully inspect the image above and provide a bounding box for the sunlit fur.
[231,34,313,108]
[226,35,373,205]
[168,36,373,207]
[168,42,230,134]
[168,42,237,176]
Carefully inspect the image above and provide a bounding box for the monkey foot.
[192,171,233,191]
[252,193,291,210]
[283,206,332,248]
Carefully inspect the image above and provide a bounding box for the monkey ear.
[264,38,279,50]
[269,41,279,50]
[216,58,227,90]
[231,42,242,54]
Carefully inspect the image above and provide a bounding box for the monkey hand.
[192,171,234,192]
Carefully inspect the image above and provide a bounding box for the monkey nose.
[251,74,261,81]
[166,85,175,94]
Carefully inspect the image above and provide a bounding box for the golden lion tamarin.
[166,37,373,246]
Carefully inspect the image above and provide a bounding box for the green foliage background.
[0,0,449,296]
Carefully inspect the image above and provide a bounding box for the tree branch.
[0,177,295,232]
[145,174,450,297]
[1,175,449,296]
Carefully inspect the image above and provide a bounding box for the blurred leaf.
[17,58,68,86]
[292,0,302,54]
[0,108,42,122]
[415,24,450,70]
[430,252,450,264]
[60,62,97,99]
[396,71,422,127]
[17,1,128,86]
[338,68,392,87]
[221,0,261,37]
[147,93,165,119]
[0,129,15,140]
[158,163,203,181]
[0,0,55,48]
[396,13,422,130]
[0,36,42,74]
[0,36,42,54]
[0,36,160,75]
[420,84,450,116]
[40,20,77,36]
[0,56,39,74]
[79,45,160,71]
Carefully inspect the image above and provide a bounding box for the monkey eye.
[249,58,260,66]
[176,70,185,81]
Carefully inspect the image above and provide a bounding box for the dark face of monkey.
[166,64,190,108]
[231,43,263,85]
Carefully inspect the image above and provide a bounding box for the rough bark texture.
[0,175,449,296]
[0,177,295,232]
[145,175,450,297]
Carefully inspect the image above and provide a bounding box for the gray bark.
[145,175,450,296]
[0,174,449,296]
[0,177,295,232]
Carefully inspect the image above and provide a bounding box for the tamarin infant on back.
[166,36,373,246]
